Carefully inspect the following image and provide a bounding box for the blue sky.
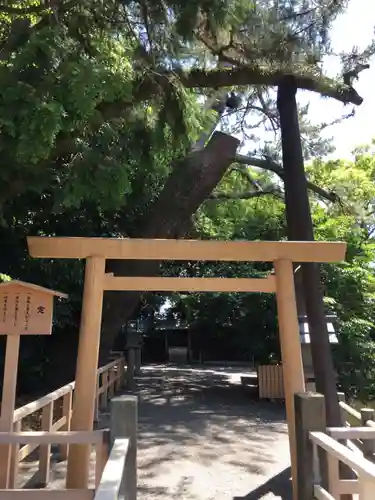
[304,0,375,159]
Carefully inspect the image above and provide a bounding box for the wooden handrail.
[4,356,125,490]
[97,358,123,375]
[339,401,361,421]
[94,438,129,500]
[314,485,335,500]
[0,431,106,445]
[0,491,94,499]
[13,382,75,423]
[310,431,375,477]
[327,427,375,440]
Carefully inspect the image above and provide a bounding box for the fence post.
[361,408,375,459]
[39,401,53,485]
[115,362,122,392]
[108,369,116,399]
[101,371,108,410]
[95,429,110,488]
[60,389,73,460]
[94,375,100,423]
[127,349,136,390]
[358,473,374,500]
[8,420,21,488]
[337,392,346,425]
[110,395,137,500]
[294,393,328,499]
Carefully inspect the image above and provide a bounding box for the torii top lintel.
[27,237,347,263]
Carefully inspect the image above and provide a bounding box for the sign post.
[0,280,67,488]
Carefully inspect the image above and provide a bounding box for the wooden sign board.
[0,281,67,336]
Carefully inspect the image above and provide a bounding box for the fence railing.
[310,430,375,499]
[0,430,109,499]
[5,356,125,489]
[295,392,375,500]
[257,364,284,399]
[338,399,375,459]
[93,395,136,500]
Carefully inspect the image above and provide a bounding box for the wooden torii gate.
[27,237,347,500]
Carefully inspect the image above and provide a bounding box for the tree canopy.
[0,1,374,398]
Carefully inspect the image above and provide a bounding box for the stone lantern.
[298,313,338,390]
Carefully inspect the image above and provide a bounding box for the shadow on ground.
[131,364,291,500]
[234,467,292,500]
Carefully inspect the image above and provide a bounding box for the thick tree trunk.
[99,131,240,361]
[276,77,342,428]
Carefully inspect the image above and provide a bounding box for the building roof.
[0,280,68,299]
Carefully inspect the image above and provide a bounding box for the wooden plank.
[94,438,129,500]
[0,335,21,488]
[8,420,21,488]
[313,485,335,500]
[0,281,68,298]
[17,417,69,463]
[0,490,94,499]
[258,366,265,398]
[258,365,284,399]
[39,401,54,485]
[359,473,375,499]
[339,479,359,494]
[0,430,105,445]
[18,441,38,462]
[97,358,123,375]
[60,391,73,460]
[327,453,340,499]
[110,396,137,500]
[294,394,327,500]
[13,382,75,422]
[309,432,375,477]
[339,401,361,421]
[95,431,109,488]
[327,427,375,440]
[103,276,276,293]
[27,237,347,263]
[13,357,121,424]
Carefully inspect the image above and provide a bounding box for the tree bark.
[99,131,240,361]
[276,77,342,428]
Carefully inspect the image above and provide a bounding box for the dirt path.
[15,364,291,499]
[136,365,292,500]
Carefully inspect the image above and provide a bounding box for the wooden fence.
[311,430,375,499]
[257,364,284,399]
[0,430,108,499]
[338,399,375,459]
[295,392,375,499]
[4,356,125,489]
[0,394,137,500]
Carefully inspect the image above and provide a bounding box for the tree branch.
[209,188,283,200]
[177,66,366,105]
[230,165,262,190]
[46,62,368,161]
[234,154,338,202]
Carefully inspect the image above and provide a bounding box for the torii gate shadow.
[234,467,292,500]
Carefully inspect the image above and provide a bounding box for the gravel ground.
[15,364,292,500]
[136,365,292,500]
